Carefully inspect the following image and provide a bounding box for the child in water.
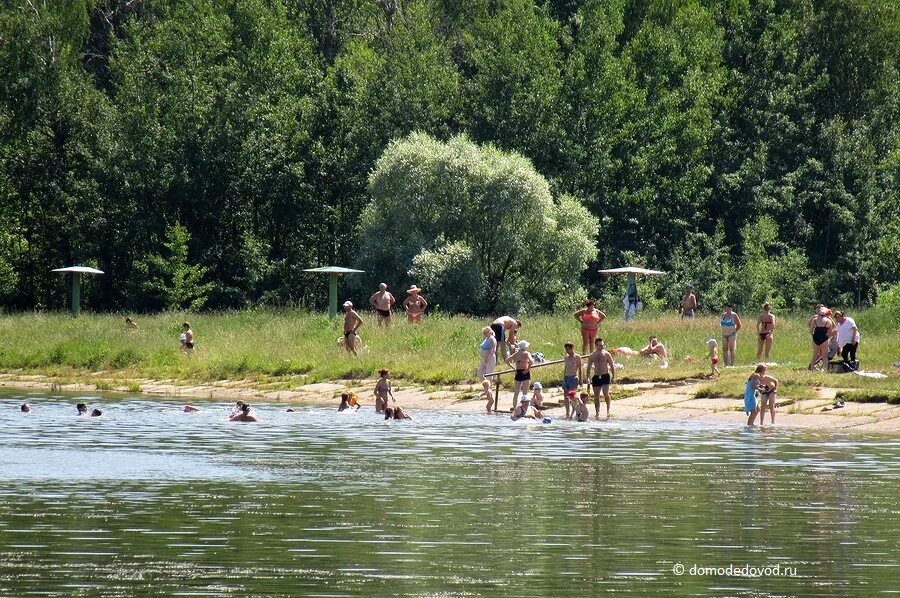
[574,392,590,422]
[707,339,720,378]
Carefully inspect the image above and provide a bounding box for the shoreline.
[2,373,898,434]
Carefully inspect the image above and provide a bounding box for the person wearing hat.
[680,284,698,319]
[342,301,364,355]
[511,395,541,420]
[505,340,533,410]
[531,381,545,408]
[369,283,396,327]
[402,285,428,324]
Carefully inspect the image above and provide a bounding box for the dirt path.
[2,374,898,433]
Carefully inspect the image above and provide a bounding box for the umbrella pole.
[71,272,81,317]
[328,273,338,319]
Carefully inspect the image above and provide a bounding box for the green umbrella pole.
[328,273,338,319]
[72,272,81,317]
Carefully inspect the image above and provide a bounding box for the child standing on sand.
[707,339,720,378]
[481,379,494,413]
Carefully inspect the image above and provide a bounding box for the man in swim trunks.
[342,301,364,355]
[585,338,616,419]
[756,302,776,361]
[402,285,428,324]
[680,284,698,319]
[491,316,521,361]
[369,283,396,327]
[505,340,533,410]
[562,342,583,419]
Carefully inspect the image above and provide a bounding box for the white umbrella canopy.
[598,266,666,276]
[52,266,105,275]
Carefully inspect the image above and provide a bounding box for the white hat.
[532,382,542,389]
[517,340,530,350]
[520,395,530,403]
[407,285,422,293]
[343,301,353,308]
[706,338,717,346]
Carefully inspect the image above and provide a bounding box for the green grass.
[0,310,896,399]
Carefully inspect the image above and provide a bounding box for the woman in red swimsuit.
[574,300,605,355]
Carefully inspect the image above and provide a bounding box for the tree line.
[1,0,897,314]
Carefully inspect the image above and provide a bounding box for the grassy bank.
[0,310,897,400]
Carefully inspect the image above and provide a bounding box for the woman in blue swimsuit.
[720,304,742,367]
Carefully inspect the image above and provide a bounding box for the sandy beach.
[2,373,898,434]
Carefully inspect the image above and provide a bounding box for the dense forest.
[1,0,898,313]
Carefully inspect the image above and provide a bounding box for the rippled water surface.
[1,390,898,596]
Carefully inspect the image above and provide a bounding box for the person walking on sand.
[490,316,521,361]
[370,283,396,327]
[505,340,533,410]
[808,306,835,370]
[402,285,428,324]
[180,322,194,353]
[374,368,393,413]
[834,311,860,370]
[476,326,497,379]
[562,342,583,419]
[756,302,776,362]
[757,365,779,425]
[574,300,605,355]
[342,301,364,355]
[720,304,741,366]
[585,338,616,419]
[680,284,698,319]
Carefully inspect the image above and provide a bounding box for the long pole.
[71,272,81,317]
[328,273,338,319]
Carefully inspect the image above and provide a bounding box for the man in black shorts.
[585,338,616,418]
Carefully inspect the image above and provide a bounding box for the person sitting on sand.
[393,406,412,420]
[76,403,87,416]
[402,285,428,324]
[574,392,590,422]
[180,322,194,353]
[639,336,669,366]
[339,392,360,412]
[370,283,396,327]
[183,405,200,413]
[374,369,393,413]
[481,379,494,414]
[230,403,258,422]
[90,409,102,417]
[20,404,31,413]
[505,341,533,410]
[511,396,541,421]
[531,382,544,409]
[342,301,364,355]
[125,316,138,330]
[756,365,779,425]
[706,339,720,378]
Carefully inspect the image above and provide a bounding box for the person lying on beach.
[125,316,138,330]
[610,347,639,357]
[338,392,360,412]
[90,409,102,417]
[481,379,494,414]
[76,403,87,416]
[574,393,590,422]
[393,407,412,420]
[20,404,31,413]
[229,403,258,422]
[184,405,200,413]
[511,396,541,420]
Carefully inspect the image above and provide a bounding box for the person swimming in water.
[393,406,412,420]
[90,409,102,417]
[511,396,541,421]
[76,403,87,416]
[20,404,31,412]
[183,405,200,413]
[338,392,360,412]
[229,403,258,422]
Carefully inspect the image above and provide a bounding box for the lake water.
[1,390,897,596]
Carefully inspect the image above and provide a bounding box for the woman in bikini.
[720,304,741,367]
[808,307,834,370]
[574,300,605,355]
[756,302,776,362]
[757,368,779,425]
[374,368,392,413]
[402,285,428,324]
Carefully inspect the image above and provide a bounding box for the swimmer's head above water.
[76,403,87,415]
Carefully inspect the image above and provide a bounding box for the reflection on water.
[0,391,897,595]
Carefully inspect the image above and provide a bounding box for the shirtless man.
[562,342,583,419]
[639,336,669,362]
[680,284,698,319]
[342,301,364,355]
[229,403,258,422]
[490,316,521,361]
[756,302,776,361]
[585,338,616,419]
[370,283,396,326]
[402,285,428,324]
[505,340,533,410]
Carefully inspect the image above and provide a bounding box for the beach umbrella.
[52,266,104,316]
[303,266,365,318]
[598,266,667,320]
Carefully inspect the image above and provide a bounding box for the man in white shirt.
[834,311,860,369]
